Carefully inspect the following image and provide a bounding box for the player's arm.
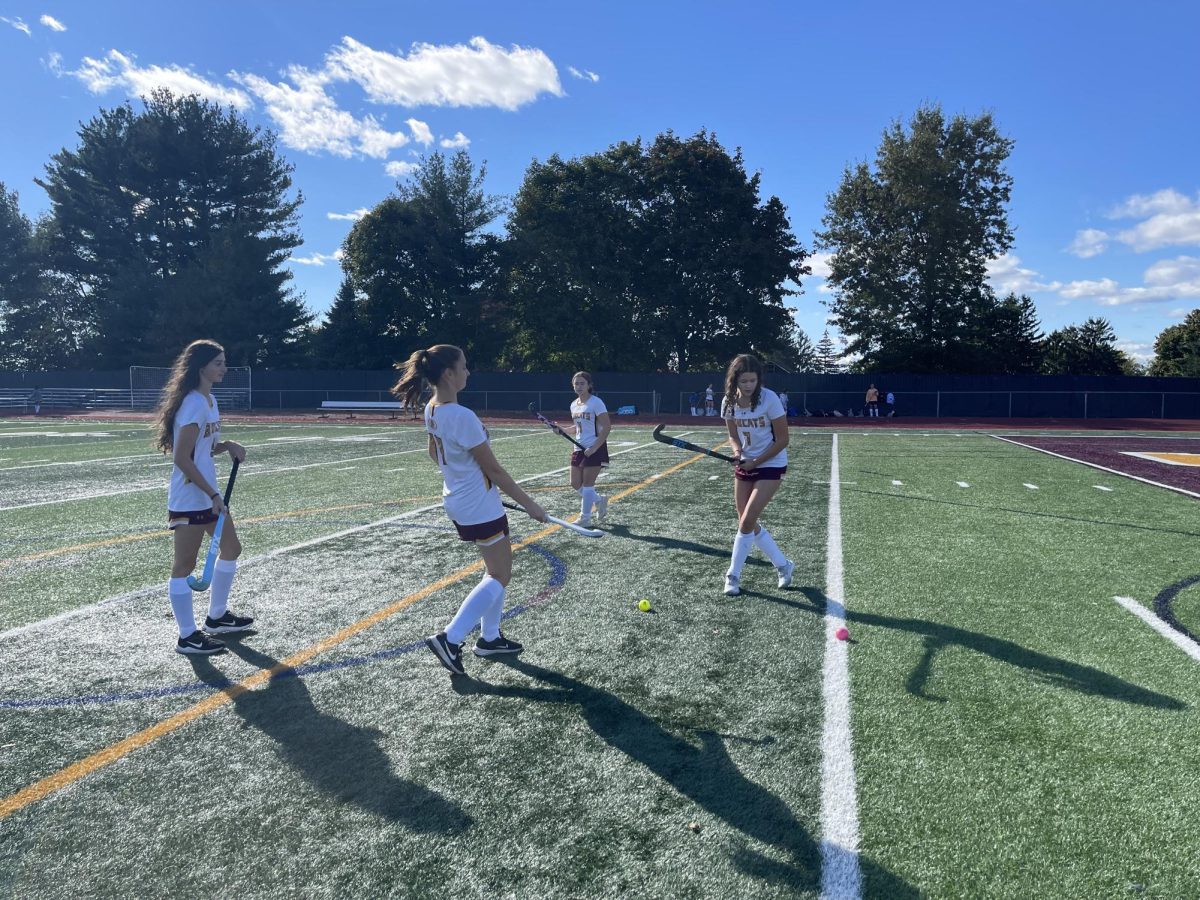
[469,441,547,522]
[743,416,790,470]
[174,424,224,513]
[586,412,611,455]
[725,418,742,461]
[213,439,246,462]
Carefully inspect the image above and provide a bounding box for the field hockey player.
[393,344,549,676]
[152,340,253,656]
[569,371,611,526]
[720,353,794,597]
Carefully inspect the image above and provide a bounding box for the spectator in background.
[31,385,43,415]
[886,390,896,417]
[689,390,700,416]
[865,383,880,417]
[778,390,789,417]
[705,384,716,416]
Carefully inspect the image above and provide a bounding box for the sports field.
[2,418,1199,898]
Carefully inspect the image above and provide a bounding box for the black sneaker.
[176,630,227,656]
[473,633,524,657]
[204,611,255,634]
[426,632,466,675]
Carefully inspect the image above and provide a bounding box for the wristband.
[211,492,221,500]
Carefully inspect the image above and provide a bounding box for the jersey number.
[432,436,448,466]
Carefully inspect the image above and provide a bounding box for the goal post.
[130,366,252,410]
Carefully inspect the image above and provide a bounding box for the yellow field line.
[0,453,705,821]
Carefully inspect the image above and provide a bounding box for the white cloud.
[1067,228,1108,258]
[40,14,66,31]
[807,251,833,279]
[68,50,253,109]
[1167,307,1191,318]
[406,118,433,145]
[234,67,407,157]
[291,248,344,266]
[1057,256,1200,306]
[326,36,562,111]
[1103,189,1200,252]
[385,160,418,178]
[327,208,370,221]
[440,131,470,148]
[567,66,600,82]
[986,254,1062,295]
[1116,341,1155,363]
[1108,189,1193,219]
[2,16,32,35]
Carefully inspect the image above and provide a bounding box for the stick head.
[653,424,665,438]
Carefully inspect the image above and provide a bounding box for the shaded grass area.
[0,432,870,897]
[839,434,1200,898]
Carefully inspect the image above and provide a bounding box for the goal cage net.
[129,366,253,410]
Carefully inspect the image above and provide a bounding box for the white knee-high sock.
[207,558,238,619]
[581,486,598,519]
[727,530,756,578]
[169,577,196,638]
[446,576,504,645]
[754,528,788,566]
[480,582,508,641]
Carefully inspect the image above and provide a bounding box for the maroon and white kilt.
[733,465,787,483]
[571,441,610,469]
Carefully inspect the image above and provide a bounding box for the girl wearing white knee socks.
[720,354,794,597]
[153,340,251,656]
[569,371,611,526]
[393,344,548,677]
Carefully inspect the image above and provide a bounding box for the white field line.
[0,453,172,471]
[0,430,541,512]
[1122,451,1200,467]
[1023,483,1039,490]
[0,438,664,640]
[820,432,862,900]
[891,480,903,486]
[956,481,970,488]
[1094,485,1114,492]
[990,435,1200,500]
[1113,596,1200,664]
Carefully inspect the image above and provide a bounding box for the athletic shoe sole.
[473,644,524,657]
[426,635,466,675]
[204,621,254,634]
[175,641,226,656]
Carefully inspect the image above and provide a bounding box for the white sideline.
[820,433,862,900]
[990,435,1200,500]
[0,437,665,640]
[0,430,543,512]
[1113,596,1200,664]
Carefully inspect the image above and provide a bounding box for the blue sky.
[2,0,1198,364]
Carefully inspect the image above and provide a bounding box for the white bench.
[319,400,408,419]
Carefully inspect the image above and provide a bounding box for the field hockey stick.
[652,424,739,464]
[187,457,241,591]
[528,402,586,450]
[502,500,604,538]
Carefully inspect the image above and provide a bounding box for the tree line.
[0,92,1195,376]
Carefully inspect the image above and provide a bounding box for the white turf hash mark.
[956,481,970,488]
[1113,597,1200,664]
[820,433,863,900]
[1023,483,1039,490]
[891,480,903,486]
[1094,485,1114,492]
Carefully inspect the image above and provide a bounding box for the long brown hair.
[723,353,764,415]
[392,344,463,407]
[152,340,224,453]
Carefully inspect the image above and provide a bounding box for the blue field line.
[0,542,567,710]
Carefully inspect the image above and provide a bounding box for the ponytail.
[392,344,463,407]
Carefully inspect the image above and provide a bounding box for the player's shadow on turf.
[190,645,471,832]
[603,523,769,564]
[785,586,1186,710]
[455,659,917,897]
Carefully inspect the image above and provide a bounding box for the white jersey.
[724,388,788,468]
[168,390,221,510]
[570,395,608,450]
[425,401,503,526]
